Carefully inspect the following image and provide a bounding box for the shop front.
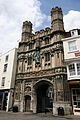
[68,81,80,115]
[0,91,3,110]
[0,91,8,111]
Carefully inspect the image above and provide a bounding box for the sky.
[0,0,80,54]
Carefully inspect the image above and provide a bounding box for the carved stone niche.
[36,39,41,47]
[57,90,64,101]
[25,86,31,93]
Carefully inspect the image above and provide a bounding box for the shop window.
[73,96,76,101]
[76,90,80,94]
[76,96,80,101]
[45,52,50,62]
[78,102,80,108]
[73,89,76,94]
[3,64,8,72]
[77,63,80,75]
[1,77,5,86]
[28,57,32,65]
[68,64,75,76]
[68,40,77,52]
[72,89,80,108]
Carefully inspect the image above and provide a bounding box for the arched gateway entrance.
[34,80,53,113]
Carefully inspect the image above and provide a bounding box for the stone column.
[59,51,63,66]
[30,85,33,111]
[53,77,58,115]
[51,54,55,68]
[33,60,35,71]
[41,57,44,69]
[32,87,37,113]
[20,81,25,112]
[53,75,71,115]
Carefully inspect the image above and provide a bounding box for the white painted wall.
[62,35,80,61]
[0,48,17,89]
[62,33,80,81]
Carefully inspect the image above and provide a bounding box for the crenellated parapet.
[33,27,51,39]
[20,7,64,43]
[51,7,62,14]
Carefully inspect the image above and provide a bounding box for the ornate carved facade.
[13,7,71,115]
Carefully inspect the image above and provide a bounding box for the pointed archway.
[24,95,31,112]
[34,80,53,113]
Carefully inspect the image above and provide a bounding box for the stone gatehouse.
[13,7,71,115]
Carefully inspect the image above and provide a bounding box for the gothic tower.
[51,7,64,31]
[21,21,32,42]
[13,7,71,115]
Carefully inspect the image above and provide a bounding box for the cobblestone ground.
[0,111,80,120]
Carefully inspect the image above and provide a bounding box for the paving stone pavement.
[0,111,80,120]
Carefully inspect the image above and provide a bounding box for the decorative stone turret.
[21,21,32,42]
[51,7,64,31]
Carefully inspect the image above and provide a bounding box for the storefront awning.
[68,81,80,85]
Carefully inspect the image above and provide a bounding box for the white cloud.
[0,1,80,55]
[63,10,80,31]
[0,0,48,54]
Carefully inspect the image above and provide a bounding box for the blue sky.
[38,0,80,30]
[40,0,80,15]
[0,0,80,54]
